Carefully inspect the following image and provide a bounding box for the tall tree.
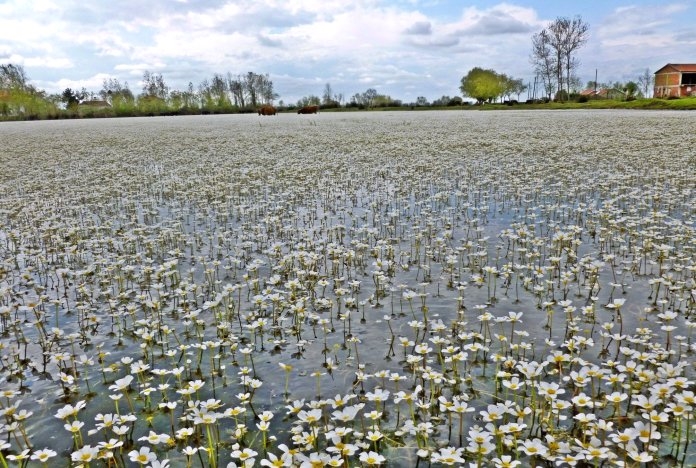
[530,30,556,99]
[560,17,589,99]
[244,72,260,108]
[533,17,588,101]
[141,71,169,100]
[322,83,333,106]
[210,73,229,107]
[257,73,277,104]
[228,73,245,108]
[547,20,566,99]
[637,68,653,98]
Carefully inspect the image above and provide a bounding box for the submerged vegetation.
[0,110,695,467]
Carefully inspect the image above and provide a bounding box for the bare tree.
[560,17,589,99]
[534,17,589,101]
[637,68,654,98]
[322,83,333,106]
[530,30,556,99]
[244,72,260,108]
[141,71,169,100]
[547,20,566,99]
[228,73,245,108]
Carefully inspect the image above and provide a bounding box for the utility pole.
[594,69,598,96]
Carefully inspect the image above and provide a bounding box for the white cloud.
[584,2,695,79]
[23,56,74,68]
[52,73,114,92]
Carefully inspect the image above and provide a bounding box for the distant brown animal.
[297,105,319,114]
[257,105,277,116]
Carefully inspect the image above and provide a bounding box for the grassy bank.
[2,97,695,121]
[351,97,696,112]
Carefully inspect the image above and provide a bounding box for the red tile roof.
[655,64,696,74]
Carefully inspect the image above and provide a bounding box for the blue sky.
[1,0,694,103]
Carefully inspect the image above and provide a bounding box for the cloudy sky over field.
[1,0,694,103]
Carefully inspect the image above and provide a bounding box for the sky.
[1,0,694,104]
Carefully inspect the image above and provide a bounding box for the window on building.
[681,73,696,85]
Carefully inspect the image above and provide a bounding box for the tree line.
[1,66,279,119]
[0,63,57,119]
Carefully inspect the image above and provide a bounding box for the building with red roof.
[654,64,696,98]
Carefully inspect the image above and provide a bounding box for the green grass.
[2,97,696,122]
[454,97,696,111]
[315,97,696,113]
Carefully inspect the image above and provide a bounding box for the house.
[654,64,696,98]
[579,88,626,100]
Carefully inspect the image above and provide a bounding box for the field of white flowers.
[0,110,694,467]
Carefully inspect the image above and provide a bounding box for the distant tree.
[510,78,528,100]
[258,74,278,104]
[561,18,589,97]
[530,30,556,99]
[297,95,320,107]
[348,89,396,108]
[0,63,28,90]
[322,83,333,106]
[543,16,589,101]
[171,81,198,110]
[141,71,169,101]
[210,73,230,107]
[431,95,451,106]
[0,64,57,117]
[637,68,653,98]
[198,79,214,109]
[623,81,639,99]
[236,72,276,108]
[349,93,362,107]
[415,96,429,106]
[61,88,80,109]
[100,78,134,107]
[363,88,377,108]
[244,72,260,108]
[373,94,399,107]
[320,83,340,108]
[460,67,504,103]
[78,87,96,101]
[228,74,245,108]
[198,73,232,110]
